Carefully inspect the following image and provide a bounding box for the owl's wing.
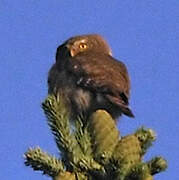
[67,53,134,117]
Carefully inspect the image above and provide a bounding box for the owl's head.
[57,34,112,58]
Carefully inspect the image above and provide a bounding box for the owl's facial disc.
[67,39,88,57]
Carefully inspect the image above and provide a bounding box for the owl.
[48,34,134,120]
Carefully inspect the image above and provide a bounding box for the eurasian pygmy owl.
[48,34,134,120]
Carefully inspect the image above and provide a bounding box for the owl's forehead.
[68,37,87,45]
[66,34,107,46]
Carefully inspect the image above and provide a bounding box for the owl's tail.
[120,105,135,118]
[106,94,135,118]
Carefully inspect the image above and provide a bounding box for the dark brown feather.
[48,34,134,120]
[67,53,130,102]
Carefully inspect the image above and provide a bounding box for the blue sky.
[0,0,178,179]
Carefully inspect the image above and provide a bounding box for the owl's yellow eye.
[79,43,87,49]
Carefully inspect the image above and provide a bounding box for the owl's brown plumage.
[48,34,134,120]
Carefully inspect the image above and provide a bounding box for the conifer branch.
[53,171,76,180]
[74,119,93,158]
[135,127,156,156]
[42,95,103,173]
[146,156,167,175]
[126,163,153,180]
[24,94,167,179]
[24,147,64,177]
[42,94,82,167]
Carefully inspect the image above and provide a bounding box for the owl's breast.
[72,88,92,113]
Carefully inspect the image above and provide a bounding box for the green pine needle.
[24,94,167,179]
[42,94,81,167]
[24,147,64,177]
[147,156,168,175]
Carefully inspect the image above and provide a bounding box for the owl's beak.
[66,44,78,57]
